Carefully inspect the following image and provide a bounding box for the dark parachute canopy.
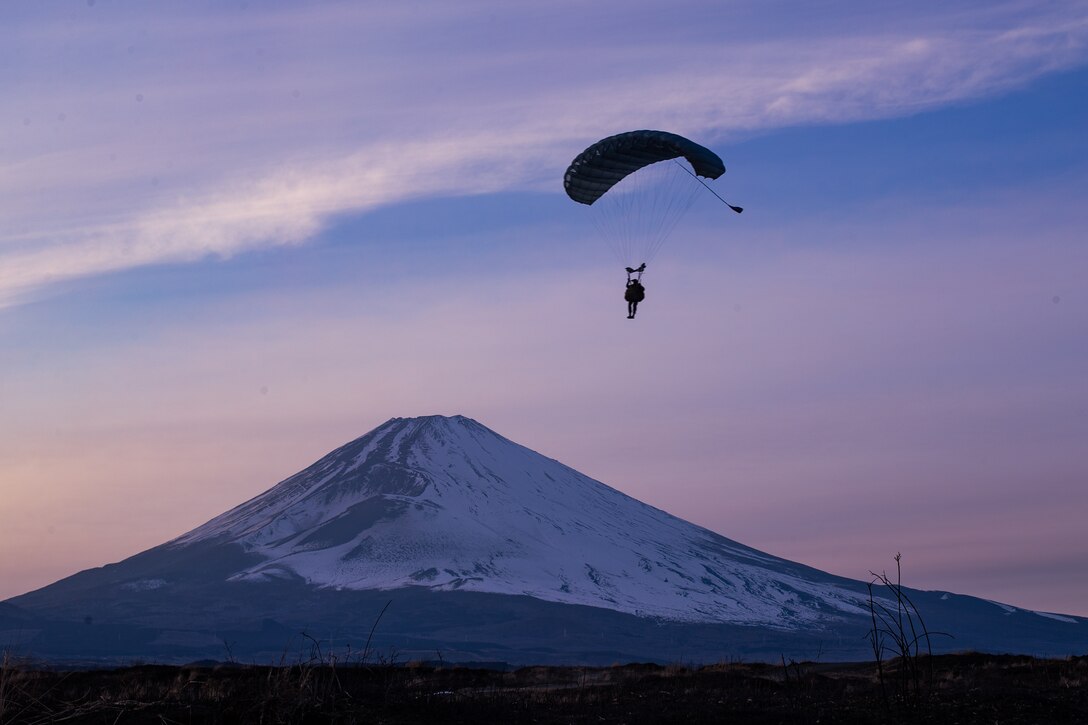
[564,130,725,205]
[564,130,728,266]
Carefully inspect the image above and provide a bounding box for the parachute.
[564,130,732,267]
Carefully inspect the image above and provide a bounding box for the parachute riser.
[672,161,743,214]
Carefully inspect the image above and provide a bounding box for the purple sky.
[2,1,1088,616]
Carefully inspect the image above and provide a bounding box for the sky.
[2,1,1087,616]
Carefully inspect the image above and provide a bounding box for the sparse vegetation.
[866,552,952,712]
[1,652,1087,723]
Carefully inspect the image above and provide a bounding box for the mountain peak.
[171,414,534,550]
[163,414,879,626]
[387,414,475,424]
[380,414,476,432]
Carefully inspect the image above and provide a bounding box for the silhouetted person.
[625,278,645,319]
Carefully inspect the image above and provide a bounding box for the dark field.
[2,652,1086,724]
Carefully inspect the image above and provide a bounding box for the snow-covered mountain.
[8,415,1087,665]
[170,414,869,627]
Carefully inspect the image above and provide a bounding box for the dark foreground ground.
[1,652,1086,724]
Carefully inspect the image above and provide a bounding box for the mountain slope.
[167,415,871,627]
[8,415,1087,664]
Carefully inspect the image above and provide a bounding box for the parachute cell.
[563,130,725,206]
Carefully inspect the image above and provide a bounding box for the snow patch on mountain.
[171,415,875,627]
[1034,611,1078,624]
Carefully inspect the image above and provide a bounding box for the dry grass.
[0,651,1086,723]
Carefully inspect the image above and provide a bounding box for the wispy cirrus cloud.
[2,1,1086,307]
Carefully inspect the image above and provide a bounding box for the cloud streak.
[3,1,1087,307]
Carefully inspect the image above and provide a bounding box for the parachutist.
[625,277,645,319]
[564,131,737,320]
